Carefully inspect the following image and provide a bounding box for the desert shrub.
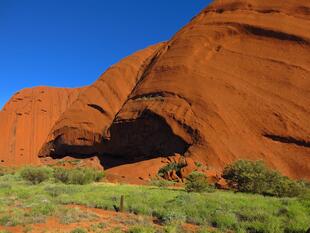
[68,168,104,185]
[270,175,305,197]
[89,222,107,231]
[20,166,52,184]
[30,203,56,217]
[53,167,70,183]
[57,207,98,224]
[0,167,7,176]
[222,160,306,197]
[185,172,215,193]
[0,182,11,189]
[70,228,87,233]
[196,227,217,233]
[149,178,175,188]
[53,167,104,185]
[109,228,123,233]
[162,224,187,233]
[158,161,186,178]
[209,211,238,230]
[0,167,15,176]
[0,213,20,227]
[0,230,12,233]
[127,225,156,233]
[194,161,203,168]
[44,184,80,197]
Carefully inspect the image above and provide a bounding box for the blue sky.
[0,0,211,109]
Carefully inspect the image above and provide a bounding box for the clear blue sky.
[0,0,211,109]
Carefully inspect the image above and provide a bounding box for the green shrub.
[194,161,203,168]
[68,168,104,185]
[222,160,306,197]
[0,182,11,189]
[53,167,69,183]
[158,160,186,178]
[149,178,175,188]
[127,225,156,233]
[30,203,56,217]
[196,227,215,233]
[44,184,80,197]
[20,166,52,184]
[0,230,12,233]
[70,228,87,233]
[109,228,123,233]
[163,224,186,233]
[210,211,238,230]
[53,167,104,185]
[0,214,20,227]
[185,172,214,193]
[0,167,15,176]
[0,167,7,176]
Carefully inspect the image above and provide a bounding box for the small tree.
[185,172,214,193]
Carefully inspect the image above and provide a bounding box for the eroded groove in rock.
[87,104,107,114]
[209,22,309,44]
[263,134,310,148]
[243,24,309,44]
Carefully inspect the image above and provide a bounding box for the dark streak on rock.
[263,134,310,148]
[87,104,106,114]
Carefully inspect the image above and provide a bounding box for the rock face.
[38,43,165,159]
[2,0,310,180]
[0,87,82,166]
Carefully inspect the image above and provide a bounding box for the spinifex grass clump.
[0,166,15,176]
[148,178,175,188]
[223,160,306,197]
[20,166,52,184]
[53,167,104,185]
[19,166,104,185]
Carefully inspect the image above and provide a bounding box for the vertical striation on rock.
[0,87,82,166]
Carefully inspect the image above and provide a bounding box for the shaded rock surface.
[1,0,310,180]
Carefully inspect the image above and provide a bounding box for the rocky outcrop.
[0,87,82,166]
[105,0,310,179]
[38,43,165,159]
[2,0,310,180]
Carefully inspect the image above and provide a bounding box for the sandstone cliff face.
[38,43,165,159]
[106,0,310,179]
[3,0,310,179]
[0,87,81,166]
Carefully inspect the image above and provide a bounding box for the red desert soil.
[0,205,198,233]
[1,0,310,180]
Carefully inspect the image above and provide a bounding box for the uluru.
[1,1,310,232]
[1,0,309,181]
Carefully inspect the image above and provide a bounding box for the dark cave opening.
[44,109,190,169]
